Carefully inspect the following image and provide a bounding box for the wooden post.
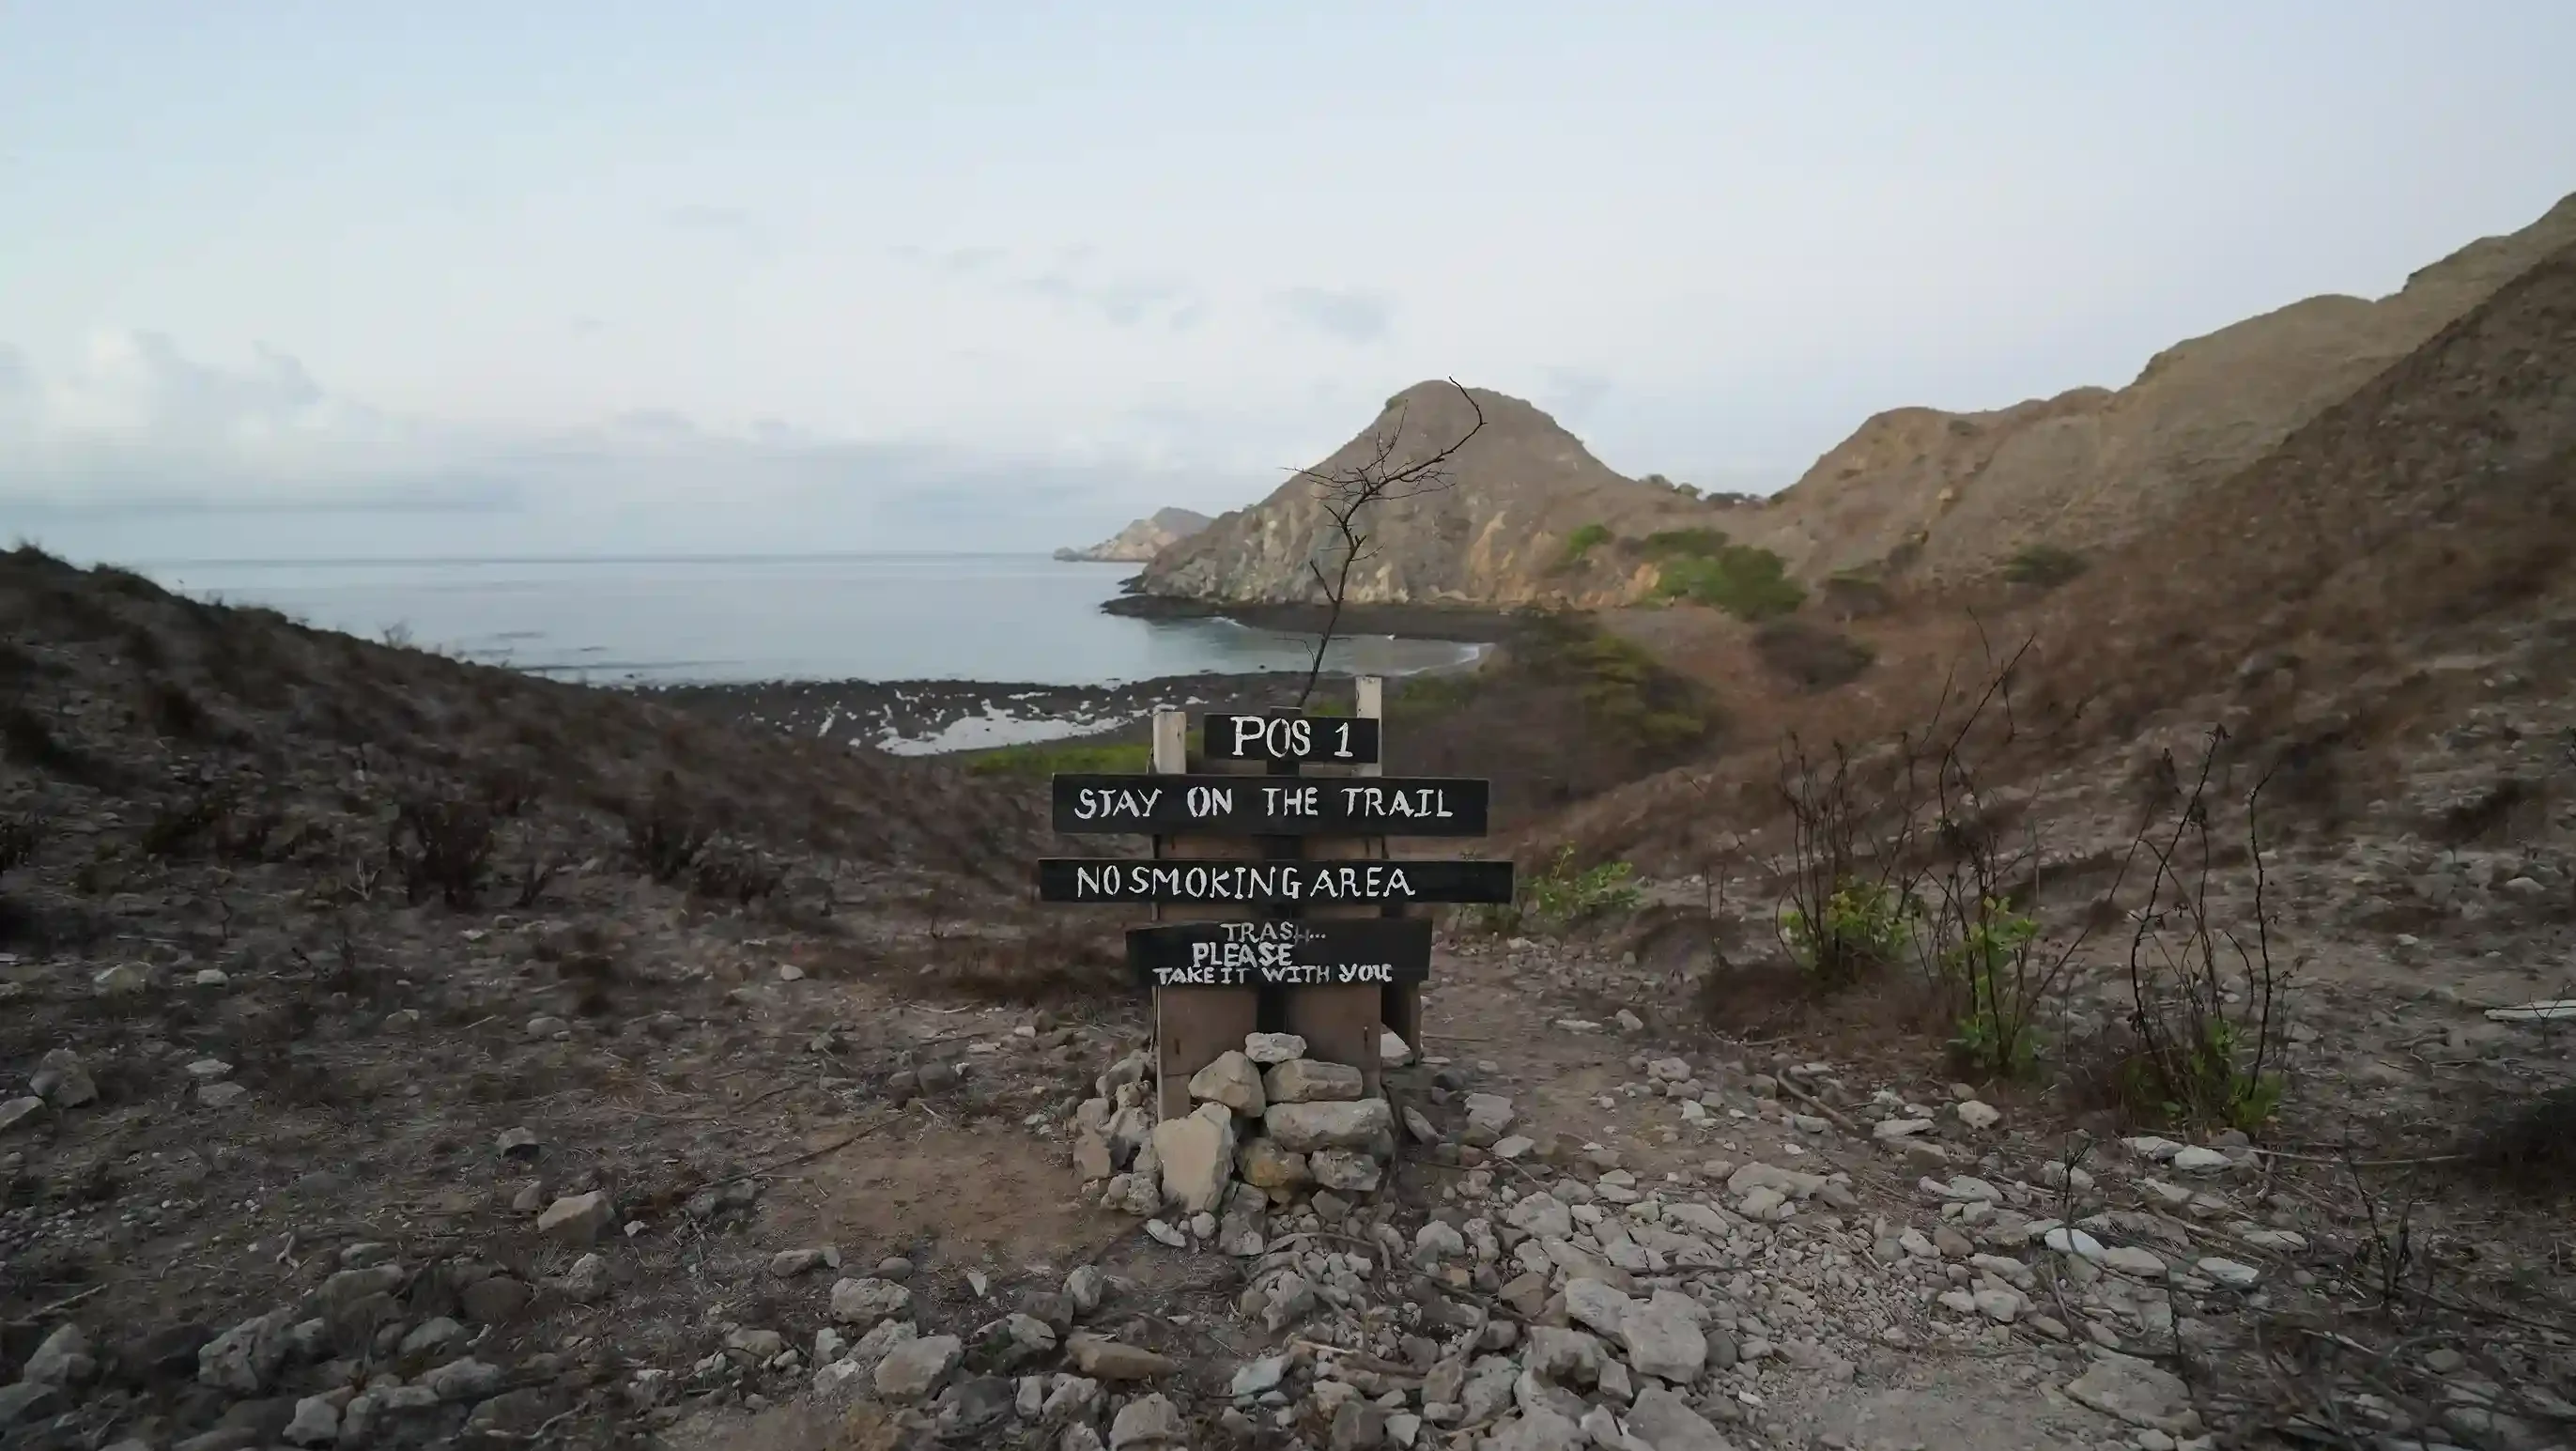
[1358,677,1426,1054]
[1287,676,1388,1095]
[1150,707,1259,1120]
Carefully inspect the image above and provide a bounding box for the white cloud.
[0,332,1258,557]
[1273,287,1394,344]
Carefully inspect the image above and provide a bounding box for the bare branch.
[1288,378,1487,705]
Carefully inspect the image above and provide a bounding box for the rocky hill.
[1737,190,2576,585]
[1133,382,1723,610]
[1053,507,1213,563]
[1132,193,2576,612]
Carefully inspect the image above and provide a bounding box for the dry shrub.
[2,705,117,789]
[624,773,711,884]
[389,795,498,908]
[929,922,1128,1003]
[0,811,40,878]
[2456,1084,2576,1198]
[142,680,213,739]
[141,789,231,858]
[689,841,786,908]
[1751,619,1876,691]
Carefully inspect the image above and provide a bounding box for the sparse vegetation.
[1654,542,1806,621]
[1560,521,1613,566]
[388,795,499,908]
[1524,844,1643,929]
[623,773,712,884]
[2114,729,2291,1131]
[1751,618,1875,690]
[2003,543,2088,587]
[1639,527,1730,558]
[964,736,1156,778]
[0,810,44,880]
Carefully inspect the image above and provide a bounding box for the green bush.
[1523,844,1643,929]
[964,737,1156,777]
[1563,629,1710,751]
[2003,544,2087,588]
[1561,522,1613,567]
[1655,545,1806,621]
[1781,881,1914,988]
[1936,902,2045,1077]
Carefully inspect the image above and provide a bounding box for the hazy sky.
[5,2,2572,561]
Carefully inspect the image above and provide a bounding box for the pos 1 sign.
[1201,712,1381,765]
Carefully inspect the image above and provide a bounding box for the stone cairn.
[1072,1028,1418,1251]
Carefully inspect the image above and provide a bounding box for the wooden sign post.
[1039,678,1508,1120]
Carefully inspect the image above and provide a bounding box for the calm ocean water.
[130,554,1481,686]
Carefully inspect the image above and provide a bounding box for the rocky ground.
[6,549,2573,1451]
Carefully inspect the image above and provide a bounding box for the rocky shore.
[635,626,1501,757]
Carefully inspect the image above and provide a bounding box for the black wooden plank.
[1037,857,1514,904]
[1051,774,1489,836]
[1129,919,1433,989]
[1200,713,1382,764]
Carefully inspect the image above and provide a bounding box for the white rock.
[2044,1226,2107,1261]
[2196,1257,2260,1288]
[1308,1149,1382,1193]
[1151,1104,1237,1213]
[2169,1146,2232,1175]
[872,1334,963,1401]
[1564,1279,1633,1338]
[1243,1032,1306,1064]
[1874,1117,1934,1140]
[2103,1246,2167,1278]
[829,1276,913,1325]
[1955,1100,2001,1130]
[1620,1289,1708,1382]
[1186,1052,1265,1114]
[1263,1098,1392,1151]
[1381,1029,1415,1067]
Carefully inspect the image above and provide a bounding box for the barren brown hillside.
[1550,229,2576,876]
[1736,190,2576,585]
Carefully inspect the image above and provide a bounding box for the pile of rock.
[1072,1031,1408,1250]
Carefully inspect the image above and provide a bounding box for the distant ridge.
[1054,507,1214,563]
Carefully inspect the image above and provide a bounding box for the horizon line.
[111,550,1138,568]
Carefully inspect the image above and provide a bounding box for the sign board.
[1201,712,1381,765]
[1034,682,1501,1116]
[1037,857,1514,905]
[1053,773,1489,836]
[1129,918,1433,989]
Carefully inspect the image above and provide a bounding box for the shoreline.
[636,594,1526,756]
[639,652,1491,757]
[1097,593,1532,644]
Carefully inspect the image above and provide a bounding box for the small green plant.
[2121,1020,2283,1132]
[2003,544,2087,588]
[1655,545,1806,621]
[964,737,1157,778]
[1560,522,1613,567]
[1780,880,1915,987]
[1936,900,2045,1077]
[1523,844,1643,929]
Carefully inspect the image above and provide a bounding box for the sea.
[128,554,1483,687]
